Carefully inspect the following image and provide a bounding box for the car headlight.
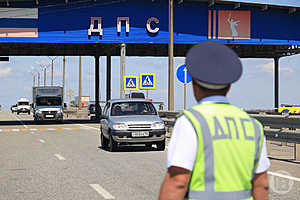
[151,122,165,129]
[112,123,128,130]
[57,109,63,114]
[36,110,42,114]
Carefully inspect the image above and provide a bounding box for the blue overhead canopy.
[220,0,300,8]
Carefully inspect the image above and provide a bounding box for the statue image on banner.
[227,13,239,37]
[218,10,251,39]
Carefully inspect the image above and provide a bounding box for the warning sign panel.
[124,76,138,90]
[140,73,155,90]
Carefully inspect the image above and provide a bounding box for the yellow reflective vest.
[183,103,264,200]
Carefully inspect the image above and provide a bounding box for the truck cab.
[17,98,30,115]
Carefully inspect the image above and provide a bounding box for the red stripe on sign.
[213,10,216,39]
[208,10,211,39]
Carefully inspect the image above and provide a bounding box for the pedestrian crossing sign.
[124,76,138,90]
[140,73,155,89]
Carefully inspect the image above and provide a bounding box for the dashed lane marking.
[77,124,99,131]
[13,115,28,128]
[90,184,115,199]
[54,154,66,161]
[0,127,87,133]
[268,171,300,182]
[39,139,45,143]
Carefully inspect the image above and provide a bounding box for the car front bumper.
[35,113,63,121]
[110,129,166,143]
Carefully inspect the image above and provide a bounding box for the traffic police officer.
[159,41,270,200]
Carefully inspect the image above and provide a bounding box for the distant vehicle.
[16,98,30,115]
[75,96,90,107]
[279,104,300,114]
[129,92,145,99]
[32,86,64,122]
[88,104,101,120]
[11,104,18,113]
[100,99,166,152]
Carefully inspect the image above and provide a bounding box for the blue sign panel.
[0,0,300,44]
[124,76,138,90]
[176,64,192,84]
[140,73,155,90]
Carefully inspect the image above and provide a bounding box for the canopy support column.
[274,57,279,112]
[106,56,111,101]
[95,55,100,119]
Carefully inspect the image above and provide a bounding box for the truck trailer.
[32,86,64,122]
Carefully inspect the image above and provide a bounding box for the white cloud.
[0,67,12,77]
[261,62,294,74]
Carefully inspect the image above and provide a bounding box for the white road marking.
[54,154,66,161]
[39,139,45,143]
[47,128,56,131]
[0,129,2,132]
[77,124,99,131]
[12,129,20,132]
[30,132,34,134]
[13,115,28,128]
[30,128,38,131]
[268,171,300,182]
[89,184,115,199]
[64,127,72,130]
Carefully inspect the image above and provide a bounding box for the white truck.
[32,86,64,122]
[16,98,30,115]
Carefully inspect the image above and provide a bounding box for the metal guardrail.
[158,110,300,160]
[159,111,300,142]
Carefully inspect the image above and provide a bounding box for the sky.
[0,54,299,111]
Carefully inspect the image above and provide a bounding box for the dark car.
[100,99,166,152]
[88,104,101,120]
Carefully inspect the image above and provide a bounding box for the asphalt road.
[0,110,299,200]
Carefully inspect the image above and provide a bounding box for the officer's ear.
[192,80,202,101]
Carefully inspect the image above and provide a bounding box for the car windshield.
[36,97,62,106]
[111,102,157,116]
[18,102,29,105]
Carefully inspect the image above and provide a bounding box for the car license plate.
[132,131,149,137]
[45,115,54,118]
[90,114,96,116]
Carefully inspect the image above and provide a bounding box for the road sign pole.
[184,67,187,110]
[146,90,149,99]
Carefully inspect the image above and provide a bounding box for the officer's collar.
[198,95,230,105]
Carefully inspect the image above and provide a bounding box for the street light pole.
[44,67,46,86]
[62,56,66,103]
[120,43,126,99]
[38,72,40,87]
[79,56,82,110]
[48,56,57,86]
[33,75,36,87]
[51,59,54,86]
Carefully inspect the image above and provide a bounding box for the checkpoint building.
[0,0,300,113]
